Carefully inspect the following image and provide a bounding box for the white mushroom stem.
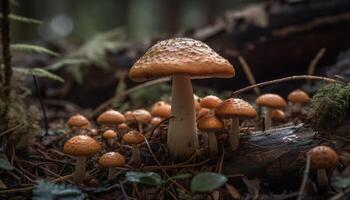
[131,144,141,163]
[138,123,143,133]
[292,102,302,113]
[229,117,240,151]
[74,156,87,184]
[317,169,328,187]
[108,168,116,180]
[264,107,272,130]
[208,132,218,156]
[107,139,114,148]
[167,75,199,159]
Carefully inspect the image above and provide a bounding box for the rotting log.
[222,123,349,186]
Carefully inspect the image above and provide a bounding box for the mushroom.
[197,107,210,120]
[150,101,171,119]
[117,123,130,134]
[256,94,287,130]
[132,109,152,132]
[215,98,257,151]
[199,95,223,110]
[63,135,101,184]
[287,89,310,113]
[197,113,224,156]
[271,109,286,122]
[129,38,235,159]
[97,110,125,130]
[103,130,117,148]
[150,117,162,126]
[98,152,125,180]
[123,130,145,165]
[67,114,90,134]
[308,145,339,187]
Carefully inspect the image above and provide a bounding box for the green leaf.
[44,59,88,71]
[0,14,42,24]
[13,67,64,82]
[126,171,165,186]
[332,177,350,189]
[191,172,227,192]
[10,44,59,57]
[169,173,192,180]
[0,153,13,170]
[32,179,84,200]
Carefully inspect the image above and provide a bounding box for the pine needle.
[10,44,59,57]
[13,67,64,82]
[0,13,42,24]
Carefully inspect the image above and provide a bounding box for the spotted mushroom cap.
[256,94,287,109]
[132,109,152,124]
[123,130,145,145]
[63,135,101,156]
[288,89,310,103]
[215,98,257,119]
[150,101,171,118]
[271,109,285,121]
[98,152,125,167]
[200,95,223,109]
[197,113,224,132]
[103,130,117,139]
[308,145,339,169]
[129,38,235,82]
[67,114,90,129]
[97,110,125,126]
[124,111,136,124]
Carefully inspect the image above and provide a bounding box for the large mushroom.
[215,98,257,151]
[63,135,101,184]
[129,38,235,159]
[256,94,287,130]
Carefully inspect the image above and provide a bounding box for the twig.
[230,75,337,96]
[307,48,326,85]
[91,77,171,118]
[238,56,260,96]
[297,154,311,200]
[32,75,48,135]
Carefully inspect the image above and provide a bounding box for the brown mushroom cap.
[124,111,136,124]
[256,94,287,109]
[129,38,235,82]
[197,113,224,132]
[150,101,171,118]
[308,146,339,169]
[67,114,90,129]
[123,130,145,145]
[288,89,310,103]
[215,98,257,119]
[118,123,129,131]
[98,152,125,167]
[132,109,152,124]
[103,130,117,139]
[271,109,285,121]
[97,110,125,126]
[200,95,223,109]
[63,135,101,156]
[197,108,210,119]
[150,117,162,126]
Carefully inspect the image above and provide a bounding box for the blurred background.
[14,0,260,42]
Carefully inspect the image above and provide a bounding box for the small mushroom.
[63,135,101,184]
[196,107,210,120]
[123,130,145,165]
[256,94,287,130]
[308,145,338,187]
[103,130,117,148]
[132,109,152,132]
[97,110,125,130]
[150,101,171,118]
[150,117,162,126]
[288,89,310,113]
[98,152,125,180]
[197,113,224,156]
[215,98,257,151]
[67,114,90,134]
[271,109,286,122]
[199,95,223,110]
[117,123,130,134]
[129,38,235,159]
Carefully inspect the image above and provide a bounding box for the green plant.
[309,82,350,134]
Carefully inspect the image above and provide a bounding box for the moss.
[309,82,350,134]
